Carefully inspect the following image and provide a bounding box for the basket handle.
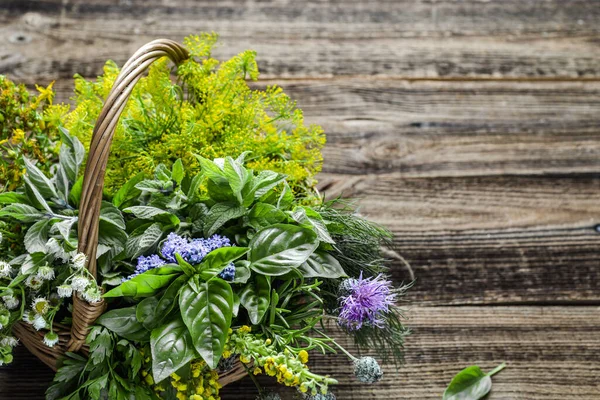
[68,39,189,351]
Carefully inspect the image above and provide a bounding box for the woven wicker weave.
[13,39,247,386]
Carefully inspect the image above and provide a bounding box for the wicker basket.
[12,39,247,386]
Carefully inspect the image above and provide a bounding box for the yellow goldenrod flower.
[298,350,309,364]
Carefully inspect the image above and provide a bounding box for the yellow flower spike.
[238,325,251,333]
[144,374,154,385]
[190,395,202,400]
[177,383,188,392]
[176,393,187,400]
[195,385,204,395]
[300,384,309,393]
[141,370,148,377]
[222,350,231,358]
[171,373,181,382]
[298,350,309,364]
[265,338,272,345]
[240,355,251,364]
[253,367,262,375]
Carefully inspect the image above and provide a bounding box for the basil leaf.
[136,274,188,331]
[298,251,346,279]
[248,224,318,276]
[233,260,251,284]
[0,204,45,222]
[239,275,271,324]
[443,364,506,400]
[198,246,249,281]
[179,276,233,369]
[246,203,286,230]
[175,253,196,277]
[103,266,182,298]
[150,316,196,383]
[96,306,150,342]
[203,202,246,237]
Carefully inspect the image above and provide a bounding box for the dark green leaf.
[298,251,346,279]
[179,276,233,368]
[233,260,251,284]
[125,222,163,259]
[198,246,249,281]
[187,173,204,204]
[239,275,270,324]
[103,266,182,298]
[136,179,173,193]
[248,224,318,276]
[139,275,189,331]
[443,364,506,400]
[96,306,150,342]
[123,206,179,226]
[203,202,246,237]
[175,253,196,277]
[69,176,84,207]
[150,316,196,383]
[136,296,159,328]
[23,176,52,213]
[99,201,126,230]
[0,204,45,222]
[246,203,286,230]
[112,172,145,208]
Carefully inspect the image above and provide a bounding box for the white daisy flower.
[32,314,48,331]
[57,285,73,298]
[32,297,49,315]
[82,286,102,303]
[2,295,19,310]
[22,310,36,325]
[43,331,59,347]
[0,336,18,348]
[71,253,88,270]
[37,265,55,281]
[0,261,12,279]
[25,275,43,290]
[70,276,90,292]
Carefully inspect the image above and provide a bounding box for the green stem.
[241,362,263,395]
[487,363,506,377]
[313,329,356,361]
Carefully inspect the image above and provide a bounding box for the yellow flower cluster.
[231,327,337,396]
[0,76,65,190]
[150,360,222,400]
[58,33,325,195]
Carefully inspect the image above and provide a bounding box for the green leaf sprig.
[443,363,507,400]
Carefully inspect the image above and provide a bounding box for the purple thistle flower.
[160,232,188,263]
[338,273,396,331]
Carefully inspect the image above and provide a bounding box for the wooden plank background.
[1,0,600,398]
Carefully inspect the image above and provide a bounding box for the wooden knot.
[67,295,106,352]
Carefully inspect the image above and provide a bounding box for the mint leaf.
[443,363,506,400]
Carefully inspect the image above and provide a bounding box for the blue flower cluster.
[125,233,236,281]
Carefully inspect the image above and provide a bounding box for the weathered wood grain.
[1,0,600,79]
[4,307,599,399]
[316,172,600,305]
